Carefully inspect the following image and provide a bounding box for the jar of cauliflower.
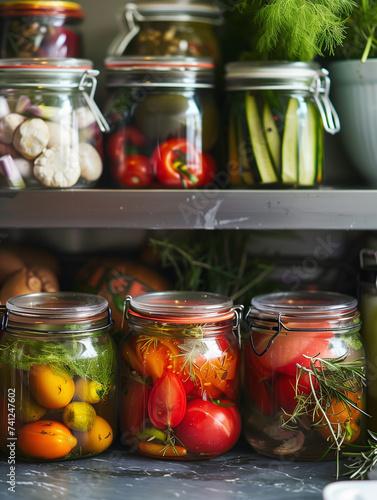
[0,58,109,189]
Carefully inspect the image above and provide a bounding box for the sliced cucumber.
[245,93,278,184]
[298,101,317,186]
[282,98,299,185]
[263,100,281,173]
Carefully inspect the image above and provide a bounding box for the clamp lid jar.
[243,290,367,462]
[107,0,223,65]
[104,56,219,189]
[0,58,109,189]
[0,292,117,461]
[0,1,84,58]
[224,61,340,188]
[120,291,243,459]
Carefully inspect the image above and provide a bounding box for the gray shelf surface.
[0,441,343,500]
[0,189,376,230]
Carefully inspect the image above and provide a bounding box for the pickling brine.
[224,62,340,188]
[0,292,117,461]
[120,291,242,459]
[243,291,367,463]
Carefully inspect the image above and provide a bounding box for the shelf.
[0,441,339,500]
[0,188,376,230]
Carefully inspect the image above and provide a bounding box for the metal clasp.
[311,69,340,135]
[246,307,285,357]
[231,304,244,347]
[0,305,8,331]
[78,70,110,133]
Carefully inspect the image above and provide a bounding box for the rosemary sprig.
[343,429,377,479]
[280,353,367,478]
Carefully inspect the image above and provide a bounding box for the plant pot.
[328,59,377,187]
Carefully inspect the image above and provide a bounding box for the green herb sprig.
[231,0,355,62]
[343,430,377,479]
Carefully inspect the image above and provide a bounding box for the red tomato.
[174,399,241,455]
[106,127,146,161]
[148,372,186,429]
[150,138,213,188]
[250,329,330,377]
[120,377,152,440]
[112,154,153,188]
[201,153,217,185]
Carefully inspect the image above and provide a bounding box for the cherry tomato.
[77,415,113,454]
[148,372,186,429]
[174,399,241,455]
[112,154,153,188]
[29,364,75,409]
[150,138,212,188]
[315,391,363,444]
[201,153,217,185]
[106,126,146,162]
[17,420,77,460]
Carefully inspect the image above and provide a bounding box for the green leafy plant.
[336,0,377,61]
[224,0,355,62]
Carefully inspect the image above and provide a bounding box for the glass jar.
[0,1,84,58]
[359,248,377,432]
[120,291,243,459]
[104,56,218,188]
[244,291,367,461]
[0,292,117,461]
[0,58,109,189]
[107,1,222,66]
[224,61,340,188]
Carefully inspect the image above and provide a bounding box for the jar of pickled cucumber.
[107,1,222,66]
[0,58,109,189]
[244,291,367,461]
[104,56,219,188]
[120,291,243,459]
[0,1,84,58]
[224,62,340,188]
[0,292,117,461]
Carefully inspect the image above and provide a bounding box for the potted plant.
[326,1,377,186]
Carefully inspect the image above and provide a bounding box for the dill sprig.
[0,336,116,397]
[234,0,355,62]
[336,0,377,61]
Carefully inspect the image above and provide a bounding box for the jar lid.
[249,291,358,319]
[0,1,84,18]
[6,292,109,319]
[105,56,215,87]
[0,57,93,71]
[225,61,324,91]
[126,291,234,323]
[121,1,223,24]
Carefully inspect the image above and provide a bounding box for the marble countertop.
[0,440,347,500]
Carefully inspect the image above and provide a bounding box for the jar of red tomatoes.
[0,1,84,58]
[104,56,219,189]
[120,291,243,459]
[0,292,117,461]
[244,291,367,462]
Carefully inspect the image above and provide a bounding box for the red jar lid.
[0,1,85,19]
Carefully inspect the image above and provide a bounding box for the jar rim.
[249,291,358,318]
[6,291,109,319]
[127,291,234,323]
[0,58,93,71]
[105,56,214,71]
[0,1,85,18]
